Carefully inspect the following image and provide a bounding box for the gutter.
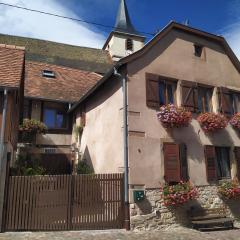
[113,67,130,231]
[0,89,8,232]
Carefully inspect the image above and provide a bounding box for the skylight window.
[42,70,55,78]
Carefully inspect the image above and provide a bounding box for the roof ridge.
[0,33,103,51]
[0,43,25,50]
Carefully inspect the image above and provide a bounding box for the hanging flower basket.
[229,113,240,129]
[197,113,227,133]
[218,180,240,200]
[161,182,198,207]
[19,119,47,143]
[157,104,192,128]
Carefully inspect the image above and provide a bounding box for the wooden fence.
[4,174,124,231]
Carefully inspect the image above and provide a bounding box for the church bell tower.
[103,0,145,61]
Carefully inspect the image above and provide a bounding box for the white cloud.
[222,22,240,60]
[0,0,106,48]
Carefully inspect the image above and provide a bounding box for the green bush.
[11,154,46,176]
[77,161,93,174]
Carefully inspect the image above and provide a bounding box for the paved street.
[0,227,240,240]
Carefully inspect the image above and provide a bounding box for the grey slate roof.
[0,33,113,74]
[114,0,139,35]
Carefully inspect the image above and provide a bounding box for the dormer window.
[194,44,203,57]
[126,38,133,51]
[42,70,55,78]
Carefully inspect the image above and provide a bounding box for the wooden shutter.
[204,145,217,182]
[234,147,240,180]
[179,143,189,182]
[146,74,159,109]
[81,111,86,127]
[181,81,198,112]
[219,87,232,115]
[163,143,181,183]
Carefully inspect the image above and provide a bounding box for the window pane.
[216,147,231,179]
[159,82,165,105]
[56,113,64,128]
[44,109,55,128]
[167,84,174,104]
[198,89,203,112]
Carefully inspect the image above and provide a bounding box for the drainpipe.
[0,89,8,232]
[113,67,130,230]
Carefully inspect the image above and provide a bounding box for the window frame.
[43,107,67,130]
[158,78,177,106]
[215,146,231,180]
[197,85,213,113]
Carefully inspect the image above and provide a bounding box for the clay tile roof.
[0,34,113,74]
[0,44,25,88]
[25,61,102,103]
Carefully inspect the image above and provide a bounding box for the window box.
[197,113,227,133]
[157,104,192,128]
[19,119,47,143]
[161,181,198,207]
[229,113,240,129]
[218,180,240,200]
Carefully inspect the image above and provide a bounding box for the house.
[0,44,25,230]
[69,1,240,230]
[0,33,112,174]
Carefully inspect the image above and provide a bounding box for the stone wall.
[130,186,240,230]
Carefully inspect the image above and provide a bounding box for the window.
[219,87,240,115]
[198,87,212,113]
[159,80,176,105]
[126,38,133,51]
[42,70,55,78]
[146,75,177,109]
[194,44,203,57]
[181,81,213,112]
[215,147,231,179]
[163,143,189,184]
[23,99,31,119]
[43,108,66,129]
[205,146,231,182]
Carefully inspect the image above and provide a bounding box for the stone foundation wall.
[130,186,240,230]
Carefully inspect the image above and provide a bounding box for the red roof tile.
[0,44,25,88]
[25,61,102,103]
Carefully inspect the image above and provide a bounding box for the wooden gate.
[4,174,124,231]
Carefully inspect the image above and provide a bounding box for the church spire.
[114,0,139,35]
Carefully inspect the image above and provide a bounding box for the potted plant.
[218,179,240,200]
[229,113,240,130]
[197,113,227,133]
[157,104,192,128]
[19,118,47,143]
[161,181,198,207]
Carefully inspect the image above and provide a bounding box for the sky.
[0,0,239,58]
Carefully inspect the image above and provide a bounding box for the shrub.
[157,104,192,128]
[197,113,227,133]
[11,154,46,176]
[229,113,240,129]
[161,181,198,207]
[77,161,93,174]
[218,180,240,199]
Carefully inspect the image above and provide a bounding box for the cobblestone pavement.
[0,227,240,240]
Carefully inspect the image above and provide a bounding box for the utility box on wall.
[133,190,145,202]
[129,185,145,203]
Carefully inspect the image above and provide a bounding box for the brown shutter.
[181,81,198,112]
[234,147,240,180]
[146,73,159,109]
[81,111,86,127]
[163,143,181,183]
[219,87,232,115]
[204,145,217,182]
[179,143,189,182]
